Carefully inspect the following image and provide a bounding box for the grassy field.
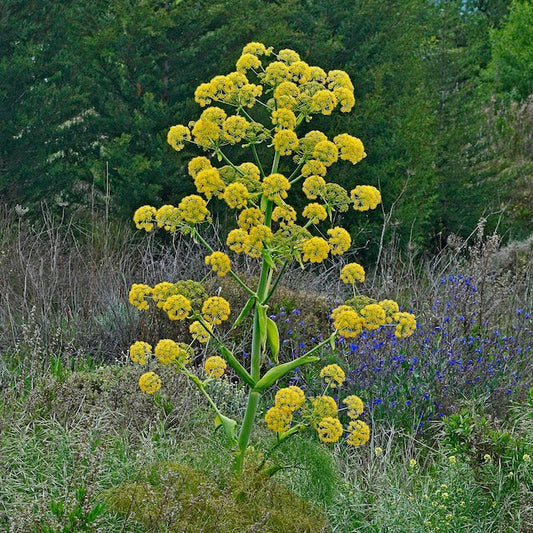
[1,208,532,532]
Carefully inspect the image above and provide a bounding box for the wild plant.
[126,42,417,475]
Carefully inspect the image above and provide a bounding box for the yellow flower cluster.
[167,125,191,151]
[262,173,291,202]
[189,320,211,343]
[205,251,231,277]
[154,339,191,367]
[129,283,152,310]
[264,385,306,434]
[129,341,151,365]
[134,205,157,231]
[346,419,370,447]
[163,294,192,321]
[275,386,306,412]
[319,364,346,388]
[302,203,327,224]
[343,395,364,419]
[317,416,344,443]
[360,303,386,330]
[327,227,351,255]
[311,395,338,420]
[202,296,231,325]
[223,182,249,209]
[340,263,365,284]
[264,405,293,433]
[351,185,382,211]
[334,134,366,164]
[139,372,162,394]
[302,236,330,263]
[331,300,417,339]
[393,311,417,338]
[331,306,364,338]
[204,355,227,378]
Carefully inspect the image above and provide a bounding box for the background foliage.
[1,0,531,253]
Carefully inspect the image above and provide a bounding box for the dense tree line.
[1,0,531,252]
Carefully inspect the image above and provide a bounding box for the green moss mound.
[105,462,330,532]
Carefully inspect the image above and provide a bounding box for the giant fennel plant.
[128,42,416,475]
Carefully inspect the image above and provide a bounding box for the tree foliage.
[1,0,529,249]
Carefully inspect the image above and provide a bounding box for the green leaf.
[232,296,256,329]
[253,354,320,392]
[262,250,276,270]
[257,303,268,350]
[215,413,237,443]
[266,316,280,363]
[218,346,255,388]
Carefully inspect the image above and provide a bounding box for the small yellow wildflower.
[409,459,417,469]
[302,236,330,263]
[275,386,306,412]
[178,195,209,224]
[523,454,531,463]
[319,364,346,388]
[139,372,161,394]
[163,294,192,321]
[223,182,249,209]
[167,124,191,151]
[302,175,326,200]
[393,311,417,338]
[278,48,301,65]
[317,416,343,443]
[189,320,211,343]
[310,90,337,115]
[272,204,297,226]
[313,140,338,167]
[333,87,355,113]
[205,251,231,277]
[236,53,261,73]
[311,396,338,421]
[343,395,364,419]
[272,129,299,155]
[351,185,382,211]
[484,454,492,463]
[327,70,354,92]
[374,446,383,456]
[227,228,249,253]
[155,338,190,366]
[327,227,351,255]
[129,341,152,365]
[200,106,227,124]
[133,205,157,231]
[265,406,292,433]
[238,207,265,231]
[263,61,290,86]
[223,115,250,144]
[308,66,327,83]
[301,159,327,177]
[302,203,327,224]
[360,304,387,330]
[204,355,227,378]
[333,133,366,164]
[379,299,400,322]
[449,456,457,464]
[332,307,364,338]
[194,168,225,199]
[288,60,311,84]
[192,118,222,150]
[262,173,291,202]
[129,283,152,311]
[202,296,231,325]
[347,420,370,446]
[272,108,297,130]
[340,263,365,284]
[242,42,271,56]
[156,205,180,232]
